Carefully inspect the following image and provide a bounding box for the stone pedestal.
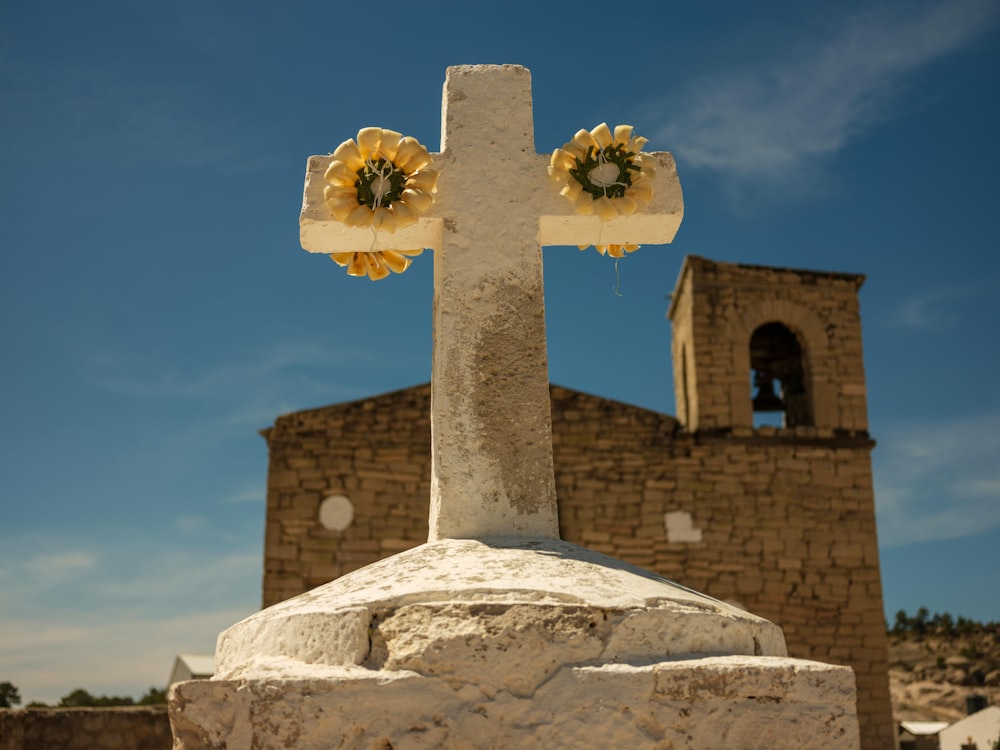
[169,539,859,749]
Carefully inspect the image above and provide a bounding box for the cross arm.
[299,154,444,254]
[301,148,682,255]
[537,151,684,248]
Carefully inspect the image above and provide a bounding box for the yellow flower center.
[588,161,622,189]
[370,174,393,205]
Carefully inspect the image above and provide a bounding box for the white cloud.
[22,551,97,576]
[891,276,999,329]
[221,484,265,504]
[85,339,370,454]
[92,340,368,401]
[874,410,1000,546]
[175,515,210,534]
[893,291,954,329]
[0,532,261,705]
[0,607,253,706]
[657,0,998,179]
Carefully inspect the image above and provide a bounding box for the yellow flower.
[581,244,640,259]
[549,123,655,254]
[322,127,438,279]
[328,249,424,281]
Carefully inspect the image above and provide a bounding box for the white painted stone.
[173,538,860,748]
[299,64,683,541]
[213,538,787,687]
[172,655,859,750]
[665,508,704,542]
[317,494,353,531]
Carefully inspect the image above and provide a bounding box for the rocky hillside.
[887,611,1000,722]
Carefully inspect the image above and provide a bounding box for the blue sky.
[1,0,998,705]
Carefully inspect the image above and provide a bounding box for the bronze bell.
[752,372,785,412]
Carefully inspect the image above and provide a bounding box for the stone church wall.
[260,383,893,750]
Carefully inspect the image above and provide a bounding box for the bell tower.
[668,255,869,436]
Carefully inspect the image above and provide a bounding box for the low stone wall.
[0,706,171,750]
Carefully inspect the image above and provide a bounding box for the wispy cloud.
[0,531,260,704]
[0,608,253,705]
[891,276,999,329]
[0,56,282,174]
[893,290,956,329]
[221,484,265,504]
[19,551,99,589]
[874,410,1000,546]
[87,339,371,448]
[92,340,368,401]
[657,0,998,179]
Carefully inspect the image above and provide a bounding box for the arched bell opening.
[749,322,813,428]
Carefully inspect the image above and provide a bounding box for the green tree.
[0,682,21,708]
[58,689,134,707]
[892,610,908,634]
[138,687,167,705]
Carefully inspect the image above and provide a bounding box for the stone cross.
[300,65,683,541]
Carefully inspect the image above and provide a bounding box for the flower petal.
[372,206,396,233]
[550,148,576,170]
[324,160,357,186]
[560,180,583,201]
[380,250,412,274]
[400,187,433,213]
[390,200,419,228]
[629,181,653,204]
[378,129,403,160]
[332,139,364,171]
[394,137,432,172]
[627,135,648,154]
[344,203,374,227]
[593,195,619,222]
[573,192,595,214]
[324,184,354,203]
[326,194,360,221]
[357,127,382,160]
[617,194,638,216]
[613,125,634,145]
[406,168,438,193]
[572,128,598,151]
[562,138,588,160]
[548,165,570,184]
[591,122,613,149]
[365,253,390,281]
[347,253,367,277]
[329,252,354,267]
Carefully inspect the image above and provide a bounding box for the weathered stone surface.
[171,657,858,749]
[217,538,786,686]
[170,539,861,748]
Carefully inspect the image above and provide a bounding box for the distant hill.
[887,610,1000,722]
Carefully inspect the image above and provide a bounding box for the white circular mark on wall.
[319,494,354,532]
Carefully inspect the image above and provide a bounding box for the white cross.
[299,65,683,541]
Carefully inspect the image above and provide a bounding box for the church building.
[258,255,894,750]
